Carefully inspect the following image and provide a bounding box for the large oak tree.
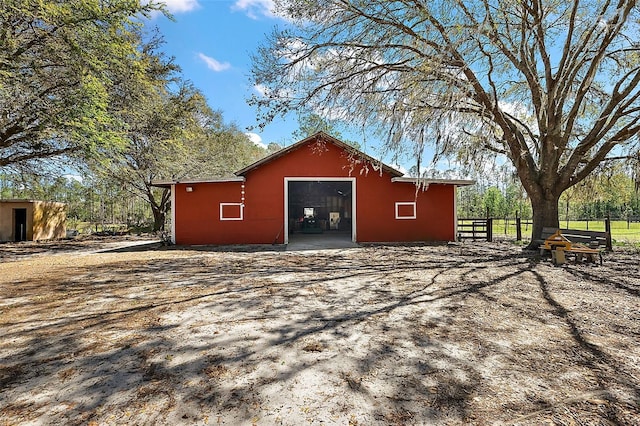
[251,0,640,243]
[0,0,161,168]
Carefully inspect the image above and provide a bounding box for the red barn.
[155,132,473,246]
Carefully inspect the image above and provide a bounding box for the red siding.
[173,137,457,245]
[356,180,455,243]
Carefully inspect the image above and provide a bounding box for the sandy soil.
[1,238,639,425]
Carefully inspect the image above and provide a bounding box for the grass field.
[491,219,640,243]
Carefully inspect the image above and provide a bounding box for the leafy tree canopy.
[91,37,265,231]
[0,0,164,168]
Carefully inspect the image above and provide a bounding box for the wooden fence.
[458,215,621,243]
[457,218,493,242]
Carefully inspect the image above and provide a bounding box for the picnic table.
[540,229,603,265]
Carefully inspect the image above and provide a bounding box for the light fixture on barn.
[185,186,193,192]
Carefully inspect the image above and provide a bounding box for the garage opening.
[285,178,355,244]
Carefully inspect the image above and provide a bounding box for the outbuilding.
[0,199,67,242]
[155,132,473,246]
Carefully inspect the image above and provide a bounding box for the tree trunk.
[146,186,170,232]
[527,194,561,249]
[151,206,165,232]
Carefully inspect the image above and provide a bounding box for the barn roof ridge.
[234,131,404,177]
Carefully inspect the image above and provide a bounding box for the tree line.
[458,163,640,221]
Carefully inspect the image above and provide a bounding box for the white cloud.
[245,132,268,149]
[498,101,528,118]
[143,0,199,14]
[253,84,270,97]
[233,0,276,19]
[159,0,200,13]
[253,83,294,101]
[391,163,409,176]
[198,53,231,72]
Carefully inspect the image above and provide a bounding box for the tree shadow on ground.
[525,269,640,425]
[1,242,638,424]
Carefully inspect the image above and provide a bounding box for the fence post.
[516,211,522,241]
[605,214,612,250]
[486,218,493,242]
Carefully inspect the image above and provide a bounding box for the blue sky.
[147,0,301,150]
[145,0,453,175]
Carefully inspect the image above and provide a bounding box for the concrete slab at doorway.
[286,233,359,251]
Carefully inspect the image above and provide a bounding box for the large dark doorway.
[287,180,353,240]
[14,208,27,242]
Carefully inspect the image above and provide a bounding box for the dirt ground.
[1,238,639,425]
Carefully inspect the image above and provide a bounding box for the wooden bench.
[539,227,611,265]
[540,227,611,250]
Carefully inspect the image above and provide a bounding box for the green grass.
[491,219,640,243]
